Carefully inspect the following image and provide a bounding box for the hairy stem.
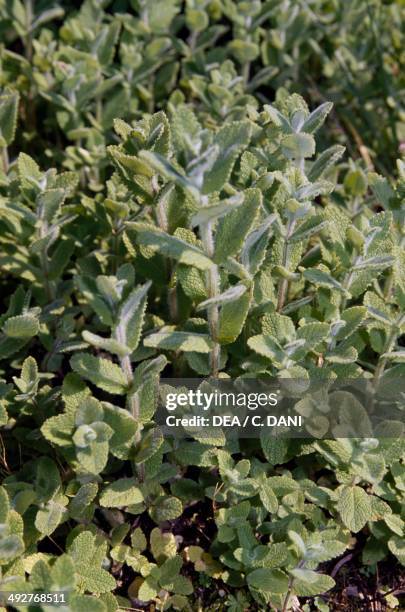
[277,218,296,312]
[188,30,198,52]
[155,181,179,322]
[1,146,9,174]
[155,190,168,232]
[25,0,34,62]
[123,356,144,479]
[281,576,294,612]
[276,155,305,311]
[95,93,102,125]
[242,61,251,87]
[341,252,362,310]
[111,227,120,274]
[120,355,133,387]
[24,0,38,132]
[201,220,220,377]
[40,251,54,302]
[38,218,55,302]
[373,327,397,389]
[242,17,252,87]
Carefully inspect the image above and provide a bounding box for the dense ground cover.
[0,1,404,610]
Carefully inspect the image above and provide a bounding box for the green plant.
[0,2,404,611]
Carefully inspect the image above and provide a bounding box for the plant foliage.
[0,1,404,610]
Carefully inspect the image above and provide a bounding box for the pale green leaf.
[282,133,315,159]
[3,315,39,338]
[214,188,262,263]
[247,568,289,593]
[128,223,213,270]
[70,353,128,394]
[100,479,144,508]
[144,328,213,353]
[337,486,372,533]
[0,90,19,146]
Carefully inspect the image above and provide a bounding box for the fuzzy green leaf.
[128,223,214,270]
[218,288,251,344]
[139,150,199,200]
[100,479,144,508]
[281,133,315,159]
[70,353,128,394]
[247,568,289,593]
[0,90,19,146]
[303,268,348,294]
[35,501,67,536]
[203,121,252,193]
[190,194,244,227]
[302,102,333,134]
[69,531,116,594]
[292,569,335,596]
[150,496,183,523]
[144,328,213,353]
[3,315,39,338]
[337,486,372,533]
[113,282,150,352]
[214,188,262,263]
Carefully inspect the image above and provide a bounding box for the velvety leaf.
[144,328,213,353]
[302,102,333,134]
[214,189,262,263]
[70,353,128,394]
[292,568,335,596]
[203,121,252,193]
[128,223,214,270]
[113,282,150,352]
[337,486,372,532]
[0,90,19,146]
[100,479,144,508]
[218,288,251,344]
[281,133,315,159]
[3,315,39,338]
[69,532,116,594]
[149,496,183,523]
[247,568,289,593]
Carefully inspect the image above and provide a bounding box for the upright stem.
[123,362,145,481]
[25,0,33,62]
[77,140,86,189]
[201,220,220,377]
[384,273,394,300]
[340,274,352,312]
[111,227,120,274]
[282,576,294,612]
[282,560,305,611]
[120,355,133,387]
[277,218,296,312]
[155,181,178,322]
[188,30,198,53]
[38,219,55,301]
[40,250,54,302]
[155,189,168,232]
[24,0,37,132]
[242,61,251,87]
[95,93,102,125]
[341,254,360,310]
[122,355,142,445]
[373,327,396,389]
[277,155,304,312]
[242,17,252,87]
[1,147,9,174]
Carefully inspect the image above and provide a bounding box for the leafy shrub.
[0,1,404,611]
